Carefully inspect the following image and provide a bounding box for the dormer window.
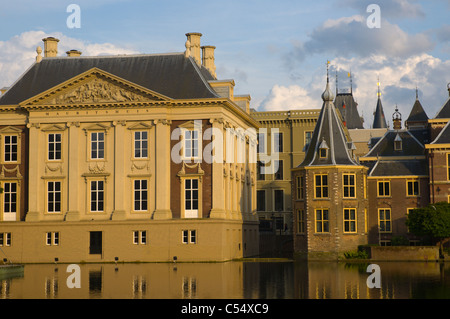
[318,138,329,159]
[394,134,402,151]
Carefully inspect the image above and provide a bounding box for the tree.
[406,202,450,257]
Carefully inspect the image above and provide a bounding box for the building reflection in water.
[1,261,450,299]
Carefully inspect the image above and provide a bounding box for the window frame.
[406,179,419,197]
[315,208,330,233]
[378,208,392,233]
[296,176,304,200]
[46,181,62,214]
[343,208,357,233]
[257,189,266,212]
[273,132,283,153]
[90,180,105,213]
[133,130,149,159]
[297,209,305,234]
[273,189,284,212]
[90,131,105,160]
[3,134,18,163]
[133,179,148,212]
[343,174,356,198]
[377,180,390,197]
[47,133,62,161]
[314,174,329,199]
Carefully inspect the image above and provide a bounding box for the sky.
[0,0,449,128]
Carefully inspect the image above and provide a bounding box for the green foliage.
[406,202,450,240]
[391,235,409,246]
[343,250,369,259]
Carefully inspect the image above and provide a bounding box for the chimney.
[66,49,82,57]
[201,45,216,78]
[42,37,59,57]
[184,32,202,65]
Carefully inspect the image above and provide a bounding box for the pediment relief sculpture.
[48,77,150,104]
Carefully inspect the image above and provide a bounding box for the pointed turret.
[372,78,388,129]
[405,88,428,129]
[300,65,358,167]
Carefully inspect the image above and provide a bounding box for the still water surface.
[1,261,450,299]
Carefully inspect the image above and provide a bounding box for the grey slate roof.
[372,97,388,129]
[368,159,428,177]
[334,93,364,129]
[0,53,218,105]
[406,98,428,123]
[299,79,358,167]
[363,130,425,158]
[430,120,450,144]
[434,97,450,119]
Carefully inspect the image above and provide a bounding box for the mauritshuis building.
[0,34,260,263]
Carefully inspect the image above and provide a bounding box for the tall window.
[133,180,148,211]
[315,174,328,198]
[134,131,148,158]
[377,181,390,197]
[257,161,265,180]
[315,209,329,233]
[379,209,391,232]
[48,133,62,161]
[343,174,356,198]
[343,208,357,233]
[257,190,266,211]
[185,179,199,218]
[274,160,283,180]
[304,131,313,151]
[184,130,199,159]
[297,209,305,234]
[91,132,105,159]
[4,135,18,162]
[3,182,17,214]
[407,180,419,196]
[90,180,104,212]
[273,132,283,153]
[257,132,266,154]
[274,189,284,211]
[296,176,304,200]
[47,181,61,213]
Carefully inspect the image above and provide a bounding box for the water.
[1,261,450,299]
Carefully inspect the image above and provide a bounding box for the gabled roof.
[433,84,450,119]
[299,77,358,167]
[363,130,425,158]
[372,97,388,129]
[334,92,364,129]
[0,53,218,105]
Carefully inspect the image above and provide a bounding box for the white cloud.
[258,84,321,111]
[0,30,138,89]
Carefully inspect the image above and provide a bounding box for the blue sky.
[1,0,449,127]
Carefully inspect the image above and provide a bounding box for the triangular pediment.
[20,68,171,107]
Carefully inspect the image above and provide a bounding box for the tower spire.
[377,76,381,98]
